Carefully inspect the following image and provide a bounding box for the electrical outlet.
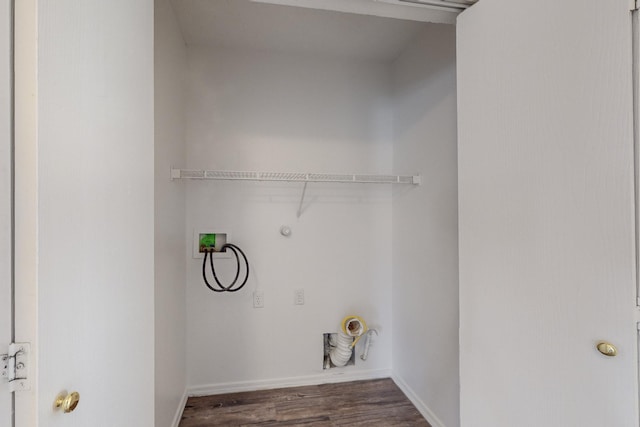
[253,291,264,308]
[294,289,304,305]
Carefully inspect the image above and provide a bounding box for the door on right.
[457,1,639,426]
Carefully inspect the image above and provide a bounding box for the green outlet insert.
[199,233,217,253]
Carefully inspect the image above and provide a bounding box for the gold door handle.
[55,391,80,413]
[596,342,617,357]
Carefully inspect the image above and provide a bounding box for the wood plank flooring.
[179,378,431,426]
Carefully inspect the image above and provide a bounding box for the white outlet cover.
[253,291,264,308]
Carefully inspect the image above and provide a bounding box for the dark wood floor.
[179,378,431,426]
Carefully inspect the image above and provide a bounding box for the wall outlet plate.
[253,291,264,308]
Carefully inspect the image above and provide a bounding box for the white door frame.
[633,9,640,424]
[13,0,37,424]
[0,0,13,422]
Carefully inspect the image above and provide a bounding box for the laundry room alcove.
[154,1,460,426]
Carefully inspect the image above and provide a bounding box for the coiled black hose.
[202,243,249,293]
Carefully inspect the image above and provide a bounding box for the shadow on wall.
[392,24,457,140]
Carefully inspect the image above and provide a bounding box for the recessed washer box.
[192,230,232,259]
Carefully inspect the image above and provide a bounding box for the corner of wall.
[155,0,188,425]
[390,23,460,427]
[392,374,448,427]
[171,390,189,427]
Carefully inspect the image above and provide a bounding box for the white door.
[12,1,156,426]
[0,0,13,424]
[458,1,638,426]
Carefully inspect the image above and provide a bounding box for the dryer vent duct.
[330,316,368,367]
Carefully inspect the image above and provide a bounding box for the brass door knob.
[55,391,80,413]
[596,342,617,357]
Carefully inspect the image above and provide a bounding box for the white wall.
[35,1,155,425]
[184,47,394,391]
[391,25,459,427]
[155,1,187,426]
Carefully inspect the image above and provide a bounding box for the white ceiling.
[170,0,440,62]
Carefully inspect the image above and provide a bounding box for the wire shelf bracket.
[170,169,422,185]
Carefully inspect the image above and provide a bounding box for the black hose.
[202,252,225,293]
[209,245,240,291]
[202,243,249,293]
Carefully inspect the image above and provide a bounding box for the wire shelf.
[171,169,421,185]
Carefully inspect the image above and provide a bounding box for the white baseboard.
[187,368,392,397]
[392,374,447,427]
[171,389,188,427]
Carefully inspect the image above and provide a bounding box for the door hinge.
[632,0,639,11]
[1,343,31,392]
